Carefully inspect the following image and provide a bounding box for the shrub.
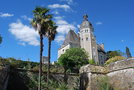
[97,76,113,90]
[58,48,89,73]
[88,59,96,65]
[105,56,126,65]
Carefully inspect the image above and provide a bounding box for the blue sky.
[0,0,134,62]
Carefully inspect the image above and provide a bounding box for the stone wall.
[79,58,134,90]
[0,65,10,90]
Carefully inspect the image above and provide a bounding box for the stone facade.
[58,14,107,64]
[79,58,134,90]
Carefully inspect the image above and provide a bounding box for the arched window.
[86,37,88,41]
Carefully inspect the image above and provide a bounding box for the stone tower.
[79,15,99,63]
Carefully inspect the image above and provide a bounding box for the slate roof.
[62,30,80,46]
[97,44,106,54]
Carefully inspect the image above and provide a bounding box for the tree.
[126,47,132,58]
[0,35,2,44]
[58,48,89,73]
[46,20,57,83]
[106,50,123,59]
[31,7,52,90]
[105,56,126,65]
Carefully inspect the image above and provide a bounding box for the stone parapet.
[107,58,134,72]
[79,58,134,90]
[80,64,107,74]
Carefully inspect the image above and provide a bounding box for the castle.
[58,15,107,65]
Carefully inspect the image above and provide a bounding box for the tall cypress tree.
[0,35,2,44]
[126,47,132,58]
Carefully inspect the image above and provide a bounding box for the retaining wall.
[79,58,134,90]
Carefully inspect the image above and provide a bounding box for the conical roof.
[62,30,79,46]
[80,14,94,31]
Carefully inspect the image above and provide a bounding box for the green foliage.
[56,83,68,90]
[88,59,96,65]
[98,77,113,90]
[58,48,89,73]
[0,57,65,73]
[105,56,126,65]
[107,50,123,59]
[0,57,39,69]
[31,7,52,34]
[36,79,68,90]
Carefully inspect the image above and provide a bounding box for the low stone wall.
[79,58,134,90]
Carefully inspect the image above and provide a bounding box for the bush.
[88,59,96,65]
[105,56,126,65]
[58,48,89,73]
[97,76,113,90]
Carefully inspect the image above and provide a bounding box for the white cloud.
[60,0,73,5]
[52,11,59,15]
[56,20,68,25]
[57,24,76,34]
[54,16,76,34]
[55,35,65,43]
[53,16,76,43]
[96,21,103,25]
[48,4,71,11]
[54,16,64,20]
[18,42,26,46]
[77,25,80,28]
[21,15,32,21]
[0,12,14,17]
[9,20,39,46]
[121,40,125,43]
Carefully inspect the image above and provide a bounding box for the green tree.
[88,59,96,65]
[0,35,2,44]
[126,46,132,58]
[58,48,89,73]
[106,50,123,59]
[31,7,52,90]
[46,20,57,83]
[105,56,126,65]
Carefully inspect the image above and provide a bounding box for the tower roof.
[62,30,79,46]
[80,14,94,31]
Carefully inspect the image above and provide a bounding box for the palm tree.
[31,7,52,90]
[46,20,57,83]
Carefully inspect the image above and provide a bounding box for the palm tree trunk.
[38,34,43,90]
[47,38,51,83]
[64,67,67,83]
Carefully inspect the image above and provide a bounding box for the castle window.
[86,37,88,41]
[62,49,64,52]
[85,30,88,32]
[81,38,83,41]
